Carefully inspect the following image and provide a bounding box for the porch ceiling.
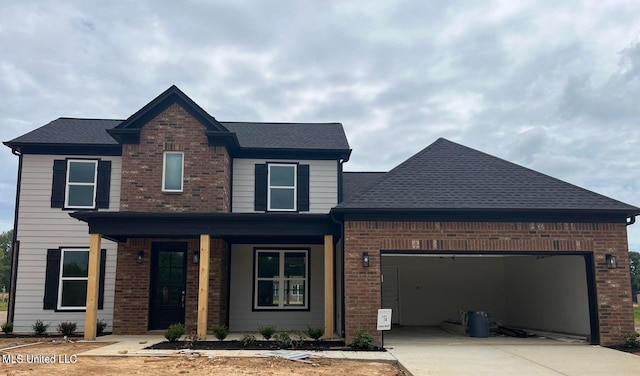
[69,211,340,243]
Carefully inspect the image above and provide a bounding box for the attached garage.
[381,251,597,342]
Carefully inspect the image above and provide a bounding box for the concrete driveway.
[385,327,640,376]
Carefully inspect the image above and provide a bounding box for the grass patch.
[634,306,640,326]
[0,301,7,311]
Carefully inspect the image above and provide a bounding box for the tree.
[0,229,13,292]
[630,251,640,303]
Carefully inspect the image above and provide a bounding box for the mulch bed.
[146,339,385,351]
[608,345,640,355]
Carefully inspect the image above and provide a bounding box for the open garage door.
[381,251,598,343]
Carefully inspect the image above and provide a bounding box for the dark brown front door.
[149,242,187,330]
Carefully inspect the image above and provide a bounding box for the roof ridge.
[58,117,124,121]
[337,138,449,207]
[222,121,343,125]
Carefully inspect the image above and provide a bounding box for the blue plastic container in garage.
[468,311,490,338]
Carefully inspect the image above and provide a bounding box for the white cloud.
[1,0,639,249]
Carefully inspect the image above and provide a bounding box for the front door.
[149,242,187,330]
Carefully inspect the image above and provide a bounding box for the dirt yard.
[0,338,403,376]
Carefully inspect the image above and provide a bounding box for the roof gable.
[107,85,235,147]
[336,138,639,215]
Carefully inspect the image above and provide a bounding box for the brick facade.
[119,103,230,212]
[113,237,228,335]
[343,220,633,347]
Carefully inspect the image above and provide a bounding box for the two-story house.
[4,86,639,346]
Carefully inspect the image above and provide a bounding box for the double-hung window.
[163,152,184,192]
[254,249,308,310]
[58,249,89,310]
[268,164,297,211]
[65,160,98,209]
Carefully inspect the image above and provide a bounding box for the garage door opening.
[381,251,598,344]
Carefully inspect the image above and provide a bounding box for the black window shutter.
[96,161,111,209]
[98,249,106,309]
[51,160,67,208]
[43,249,61,309]
[297,164,310,212]
[254,164,267,211]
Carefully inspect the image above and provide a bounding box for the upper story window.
[51,159,110,210]
[268,164,297,211]
[163,152,184,192]
[65,160,98,209]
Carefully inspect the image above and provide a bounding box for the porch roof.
[69,211,340,243]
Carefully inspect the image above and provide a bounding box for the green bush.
[307,327,324,341]
[164,323,186,342]
[56,321,77,336]
[240,333,257,347]
[96,319,108,336]
[1,321,13,334]
[211,325,228,341]
[258,325,276,340]
[624,332,640,347]
[32,320,50,335]
[350,329,373,350]
[274,332,292,349]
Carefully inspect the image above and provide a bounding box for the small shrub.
[32,320,50,335]
[624,332,640,347]
[258,325,276,340]
[350,329,374,350]
[96,319,108,336]
[1,321,13,334]
[240,333,257,347]
[307,326,324,341]
[291,330,306,348]
[211,325,228,341]
[274,332,292,349]
[164,323,185,342]
[187,328,199,348]
[57,321,77,336]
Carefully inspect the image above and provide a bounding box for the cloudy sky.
[1,1,639,250]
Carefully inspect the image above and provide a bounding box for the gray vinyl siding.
[228,244,325,331]
[232,158,338,213]
[12,154,121,333]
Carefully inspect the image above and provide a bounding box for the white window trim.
[267,163,297,211]
[64,160,98,209]
[254,249,308,310]
[57,249,89,310]
[162,152,184,192]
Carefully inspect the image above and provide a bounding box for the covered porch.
[70,212,341,340]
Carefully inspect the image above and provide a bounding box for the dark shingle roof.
[5,118,350,152]
[222,122,349,150]
[6,118,123,146]
[336,138,640,214]
[342,172,386,203]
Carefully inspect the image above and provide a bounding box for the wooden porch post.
[84,233,101,340]
[324,234,334,339]
[197,234,210,339]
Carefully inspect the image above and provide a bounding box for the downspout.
[332,159,346,337]
[627,216,636,226]
[8,149,23,323]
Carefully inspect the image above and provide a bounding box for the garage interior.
[381,252,596,343]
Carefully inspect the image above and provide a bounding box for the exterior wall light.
[136,251,144,264]
[193,252,200,264]
[606,254,617,269]
[363,252,370,267]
